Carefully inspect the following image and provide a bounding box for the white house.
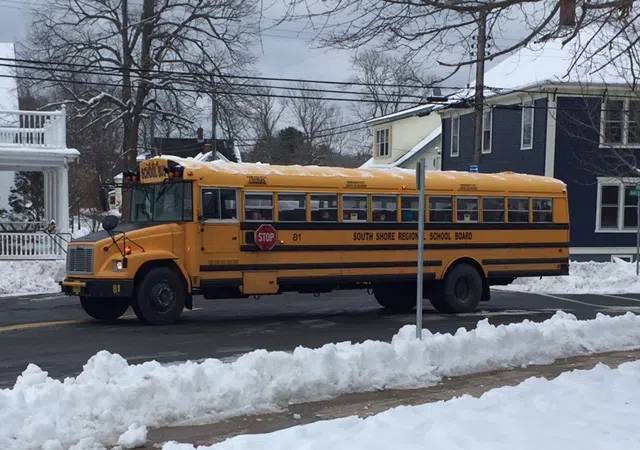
[360,104,442,171]
[0,42,80,259]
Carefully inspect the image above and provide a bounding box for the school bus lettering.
[140,165,165,180]
[62,157,570,325]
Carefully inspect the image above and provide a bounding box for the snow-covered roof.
[359,126,441,169]
[0,43,17,111]
[365,103,440,126]
[437,24,639,110]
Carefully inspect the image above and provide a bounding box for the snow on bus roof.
[150,156,566,190]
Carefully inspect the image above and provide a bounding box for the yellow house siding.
[371,113,441,165]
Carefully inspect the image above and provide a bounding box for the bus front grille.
[67,246,94,274]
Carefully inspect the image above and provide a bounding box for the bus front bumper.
[60,279,134,298]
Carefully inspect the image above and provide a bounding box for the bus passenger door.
[200,187,240,254]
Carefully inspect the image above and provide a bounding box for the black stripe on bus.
[200,260,442,272]
[240,222,570,231]
[488,268,568,278]
[279,273,436,285]
[199,279,243,288]
[482,257,569,265]
[240,242,570,252]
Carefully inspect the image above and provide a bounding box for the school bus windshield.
[130,182,193,223]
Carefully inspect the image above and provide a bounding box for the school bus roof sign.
[139,160,168,183]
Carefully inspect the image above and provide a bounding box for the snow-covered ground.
[163,359,640,450]
[0,260,66,296]
[3,311,640,450]
[2,258,640,298]
[494,258,640,294]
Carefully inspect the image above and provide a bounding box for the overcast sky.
[0,0,530,142]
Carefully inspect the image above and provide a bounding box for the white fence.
[0,108,67,148]
[0,232,69,260]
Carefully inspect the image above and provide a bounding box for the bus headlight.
[112,260,124,272]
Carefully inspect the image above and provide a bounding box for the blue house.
[436,28,640,262]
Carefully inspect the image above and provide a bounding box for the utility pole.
[472,10,487,166]
[210,76,217,158]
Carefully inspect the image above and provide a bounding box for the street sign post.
[631,186,640,275]
[254,224,278,251]
[415,158,426,339]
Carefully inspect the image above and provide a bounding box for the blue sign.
[468,164,479,172]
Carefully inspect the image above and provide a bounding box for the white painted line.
[531,293,607,308]
[597,294,640,304]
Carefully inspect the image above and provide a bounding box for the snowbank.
[163,359,640,450]
[495,258,640,294]
[0,260,65,296]
[4,311,640,449]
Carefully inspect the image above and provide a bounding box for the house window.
[376,128,389,157]
[601,99,640,146]
[450,116,460,157]
[482,109,492,154]
[521,100,534,149]
[597,180,640,231]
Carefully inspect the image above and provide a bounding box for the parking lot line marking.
[531,293,607,308]
[0,308,204,333]
[598,294,640,304]
[0,319,89,333]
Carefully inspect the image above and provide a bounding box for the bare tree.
[23,0,260,173]
[349,49,438,121]
[284,82,340,143]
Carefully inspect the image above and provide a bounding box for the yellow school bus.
[60,156,570,325]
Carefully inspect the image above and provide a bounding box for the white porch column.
[59,164,69,234]
[43,170,52,222]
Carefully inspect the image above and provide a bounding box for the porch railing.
[0,231,70,260]
[0,107,67,149]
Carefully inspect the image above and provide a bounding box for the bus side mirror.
[102,215,119,232]
[98,188,109,212]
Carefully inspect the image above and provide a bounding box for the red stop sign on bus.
[254,224,278,250]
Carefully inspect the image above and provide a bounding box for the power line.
[0,57,443,90]
[0,72,428,105]
[0,62,435,101]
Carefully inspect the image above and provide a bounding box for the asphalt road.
[1,289,640,388]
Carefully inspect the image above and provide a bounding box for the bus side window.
[429,196,453,222]
[245,193,273,221]
[278,193,306,222]
[201,188,237,220]
[532,198,553,222]
[401,196,419,222]
[343,195,368,222]
[310,194,338,221]
[456,197,478,222]
[372,195,397,222]
[508,197,530,223]
[482,197,505,222]
[201,188,221,220]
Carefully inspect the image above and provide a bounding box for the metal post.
[416,158,426,339]
[636,199,640,276]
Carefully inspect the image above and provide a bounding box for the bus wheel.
[373,283,416,312]
[80,296,129,321]
[132,267,186,325]
[430,263,482,314]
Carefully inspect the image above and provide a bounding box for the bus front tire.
[430,263,482,314]
[373,283,416,312]
[80,296,130,321]
[132,267,186,325]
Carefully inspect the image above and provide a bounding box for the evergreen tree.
[6,172,44,222]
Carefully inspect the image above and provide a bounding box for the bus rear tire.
[430,263,482,314]
[132,267,186,325]
[80,296,129,321]
[373,283,416,312]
